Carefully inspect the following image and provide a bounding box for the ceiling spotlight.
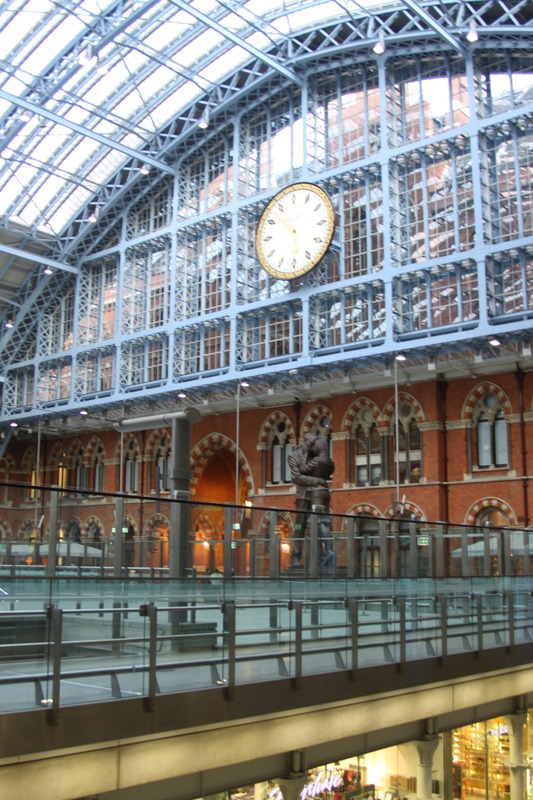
[43,266,53,275]
[395,352,407,362]
[466,20,479,43]
[373,30,385,55]
[9,421,17,428]
[178,391,187,398]
[240,380,250,388]
[4,320,13,329]
[489,337,501,346]
[140,164,150,175]
[198,107,210,129]
[79,409,88,416]
[88,208,99,223]
[96,60,108,76]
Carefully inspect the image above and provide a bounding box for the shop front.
[202,713,533,800]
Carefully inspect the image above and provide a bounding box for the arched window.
[388,400,422,484]
[74,448,87,493]
[155,436,170,492]
[124,440,139,493]
[348,404,383,486]
[271,421,293,484]
[93,447,105,493]
[57,453,68,496]
[474,393,509,469]
[353,422,382,485]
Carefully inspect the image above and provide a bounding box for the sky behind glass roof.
[0,0,385,237]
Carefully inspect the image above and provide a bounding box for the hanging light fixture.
[198,107,210,129]
[466,20,479,43]
[373,30,386,55]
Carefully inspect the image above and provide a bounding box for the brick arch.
[66,438,85,462]
[302,404,332,437]
[382,392,425,427]
[0,451,16,471]
[48,441,69,467]
[85,435,106,463]
[341,398,382,433]
[190,433,254,498]
[462,382,512,422]
[465,497,517,526]
[256,509,294,536]
[384,500,426,521]
[83,515,105,538]
[144,513,169,536]
[20,445,37,471]
[113,432,141,460]
[145,427,171,459]
[65,516,82,538]
[258,411,295,449]
[339,505,381,532]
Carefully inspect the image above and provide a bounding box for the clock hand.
[272,208,296,234]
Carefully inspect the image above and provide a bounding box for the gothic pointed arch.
[20,446,36,472]
[144,427,172,493]
[344,398,384,486]
[259,410,296,487]
[341,397,382,433]
[466,498,517,527]
[85,435,107,462]
[382,392,425,485]
[190,433,254,499]
[83,516,104,543]
[384,500,425,520]
[144,513,169,536]
[258,410,296,448]
[301,404,333,440]
[463,382,512,471]
[114,433,141,492]
[382,391,426,426]
[462,381,512,421]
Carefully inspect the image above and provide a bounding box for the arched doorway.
[193,448,248,574]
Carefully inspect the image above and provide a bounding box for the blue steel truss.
[0,0,532,434]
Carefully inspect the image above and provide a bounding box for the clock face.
[256,183,335,280]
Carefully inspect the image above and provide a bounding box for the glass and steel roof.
[0,0,390,239]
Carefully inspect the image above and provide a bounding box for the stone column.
[505,712,527,800]
[276,776,304,800]
[414,736,440,800]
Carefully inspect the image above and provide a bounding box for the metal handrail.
[0,589,530,717]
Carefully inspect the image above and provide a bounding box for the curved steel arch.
[0,0,531,427]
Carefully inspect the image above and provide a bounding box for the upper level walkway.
[1,573,533,800]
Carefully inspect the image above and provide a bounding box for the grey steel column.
[169,416,193,579]
[45,488,59,579]
[223,504,233,579]
[346,516,355,579]
[113,495,124,578]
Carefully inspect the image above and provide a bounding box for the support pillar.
[414,736,440,800]
[506,711,527,800]
[276,775,304,800]
[169,416,193,578]
[276,750,306,800]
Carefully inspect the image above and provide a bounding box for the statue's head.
[303,432,316,451]
[314,437,329,456]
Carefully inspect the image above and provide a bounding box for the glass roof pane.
[0,0,392,235]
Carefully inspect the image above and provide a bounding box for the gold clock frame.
[255,182,335,280]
